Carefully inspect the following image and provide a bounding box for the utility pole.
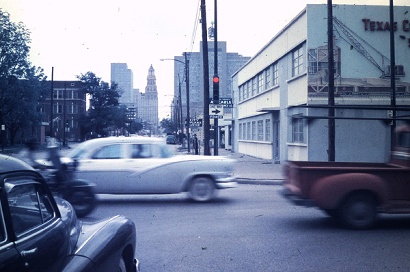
[178,75,183,140]
[213,0,219,156]
[201,0,211,155]
[184,52,191,153]
[50,67,54,138]
[327,0,335,162]
[389,0,396,150]
[63,82,66,146]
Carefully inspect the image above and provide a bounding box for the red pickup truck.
[282,125,410,229]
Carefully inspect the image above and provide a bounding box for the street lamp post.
[160,55,191,153]
[176,75,184,140]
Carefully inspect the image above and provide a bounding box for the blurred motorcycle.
[25,138,97,217]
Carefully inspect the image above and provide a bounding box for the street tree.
[77,72,128,138]
[160,118,178,135]
[0,9,46,145]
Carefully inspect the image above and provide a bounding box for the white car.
[66,137,237,201]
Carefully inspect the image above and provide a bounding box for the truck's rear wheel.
[338,192,377,230]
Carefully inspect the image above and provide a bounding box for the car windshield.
[68,143,89,160]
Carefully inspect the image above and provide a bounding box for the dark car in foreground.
[0,154,140,271]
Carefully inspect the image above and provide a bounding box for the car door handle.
[20,248,38,257]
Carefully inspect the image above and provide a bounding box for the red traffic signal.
[213,76,219,102]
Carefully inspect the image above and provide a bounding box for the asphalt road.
[84,185,410,272]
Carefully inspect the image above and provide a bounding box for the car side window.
[92,144,122,159]
[0,207,6,243]
[7,182,54,236]
[131,144,152,158]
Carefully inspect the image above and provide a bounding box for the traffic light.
[213,75,219,103]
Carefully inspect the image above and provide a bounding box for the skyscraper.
[138,65,159,135]
[110,63,136,110]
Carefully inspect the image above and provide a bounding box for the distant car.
[65,136,237,201]
[165,134,177,144]
[0,154,140,272]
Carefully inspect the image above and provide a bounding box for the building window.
[242,122,246,140]
[68,103,78,114]
[251,78,257,96]
[292,116,304,143]
[53,104,63,114]
[239,85,243,101]
[252,121,256,140]
[257,120,263,141]
[246,81,251,99]
[68,103,73,114]
[69,90,78,99]
[239,123,243,140]
[265,67,271,89]
[247,122,251,140]
[265,119,271,141]
[273,63,278,86]
[292,46,304,77]
[258,73,264,93]
[53,90,63,99]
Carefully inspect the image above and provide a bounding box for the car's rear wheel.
[338,192,377,230]
[188,177,215,202]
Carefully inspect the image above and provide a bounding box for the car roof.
[0,154,34,173]
[85,136,165,145]
[75,136,166,150]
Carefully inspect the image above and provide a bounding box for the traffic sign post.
[209,104,224,119]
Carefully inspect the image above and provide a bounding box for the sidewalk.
[179,147,285,185]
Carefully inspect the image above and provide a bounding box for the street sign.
[190,118,202,127]
[219,98,233,108]
[209,104,224,119]
[210,97,232,108]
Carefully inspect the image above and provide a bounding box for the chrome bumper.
[215,176,238,189]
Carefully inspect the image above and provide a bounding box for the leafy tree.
[128,120,143,134]
[0,9,46,145]
[160,118,178,135]
[77,72,129,138]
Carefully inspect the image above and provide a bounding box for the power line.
[188,0,201,56]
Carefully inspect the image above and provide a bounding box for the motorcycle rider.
[24,137,68,184]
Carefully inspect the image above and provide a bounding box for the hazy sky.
[1,0,408,118]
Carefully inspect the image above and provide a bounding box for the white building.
[232,4,410,163]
